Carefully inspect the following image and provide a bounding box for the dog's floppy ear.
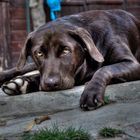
[68,27,104,63]
[16,32,33,70]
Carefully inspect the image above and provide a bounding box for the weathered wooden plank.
[0,1,12,70]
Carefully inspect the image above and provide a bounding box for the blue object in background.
[44,0,61,20]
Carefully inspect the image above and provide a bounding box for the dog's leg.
[0,63,37,86]
[80,61,140,110]
[1,71,40,95]
[80,35,140,110]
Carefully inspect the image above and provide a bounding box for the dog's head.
[17,23,104,91]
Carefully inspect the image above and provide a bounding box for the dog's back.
[60,9,140,62]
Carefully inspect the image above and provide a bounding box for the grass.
[99,127,124,138]
[23,126,90,140]
[104,96,110,104]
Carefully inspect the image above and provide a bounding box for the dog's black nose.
[45,76,60,89]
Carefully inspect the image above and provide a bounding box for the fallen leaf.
[24,115,51,133]
[34,115,51,124]
[24,120,35,133]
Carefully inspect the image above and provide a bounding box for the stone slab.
[0,81,140,139]
[0,81,140,117]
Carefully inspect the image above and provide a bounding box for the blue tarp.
[44,0,61,20]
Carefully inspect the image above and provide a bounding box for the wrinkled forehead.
[32,29,77,49]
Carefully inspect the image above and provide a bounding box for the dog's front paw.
[80,90,104,110]
[2,77,29,96]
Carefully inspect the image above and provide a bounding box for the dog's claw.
[80,93,104,111]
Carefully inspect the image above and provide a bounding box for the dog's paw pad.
[14,78,24,86]
[2,86,15,95]
[5,82,17,90]
[2,77,29,95]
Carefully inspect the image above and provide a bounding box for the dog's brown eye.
[61,49,71,56]
[36,51,44,57]
[63,49,70,54]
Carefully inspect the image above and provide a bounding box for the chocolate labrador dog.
[0,9,140,110]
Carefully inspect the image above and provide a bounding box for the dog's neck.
[74,58,103,86]
[74,59,87,83]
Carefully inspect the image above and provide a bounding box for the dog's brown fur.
[1,10,140,110]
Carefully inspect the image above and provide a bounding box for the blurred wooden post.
[0,0,12,70]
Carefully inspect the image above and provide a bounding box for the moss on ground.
[99,127,124,138]
[23,126,90,140]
